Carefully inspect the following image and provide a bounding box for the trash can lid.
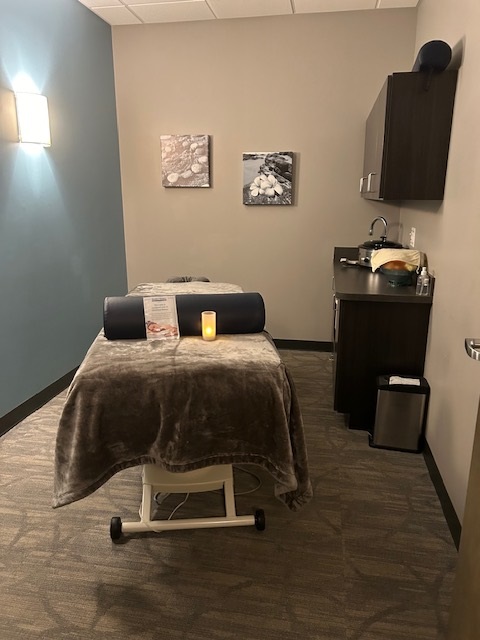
[377,375,430,393]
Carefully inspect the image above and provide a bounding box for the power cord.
[167,492,190,520]
[230,465,262,496]
[149,466,262,524]
[140,492,191,532]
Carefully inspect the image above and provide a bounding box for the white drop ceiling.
[77,0,419,26]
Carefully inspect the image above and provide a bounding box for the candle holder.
[201,311,216,341]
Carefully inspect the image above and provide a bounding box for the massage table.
[53,282,312,540]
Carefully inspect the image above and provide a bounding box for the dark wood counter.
[333,247,432,430]
[333,247,433,303]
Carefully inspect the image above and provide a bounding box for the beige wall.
[112,10,416,341]
[399,0,480,522]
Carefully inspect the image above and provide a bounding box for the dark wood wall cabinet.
[360,70,458,201]
[333,248,432,430]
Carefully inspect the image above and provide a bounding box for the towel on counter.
[370,248,422,272]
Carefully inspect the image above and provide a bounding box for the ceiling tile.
[131,1,215,23]
[77,0,420,25]
[208,0,293,20]
[77,0,123,7]
[127,0,187,4]
[294,0,376,13]
[377,0,418,7]
[91,6,143,24]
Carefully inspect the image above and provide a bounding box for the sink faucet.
[369,216,388,241]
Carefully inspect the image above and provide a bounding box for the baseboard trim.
[423,441,461,549]
[274,340,332,352]
[0,369,77,438]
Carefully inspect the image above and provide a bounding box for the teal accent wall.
[0,0,127,417]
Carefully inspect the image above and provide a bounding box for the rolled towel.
[103,292,265,340]
[370,248,422,273]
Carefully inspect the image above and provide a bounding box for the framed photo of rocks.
[161,134,210,187]
[242,152,293,205]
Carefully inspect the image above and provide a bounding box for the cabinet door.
[332,295,339,388]
[382,71,457,200]
[361,77,389,200]
[361,71,457,201]
[334,299,431,429]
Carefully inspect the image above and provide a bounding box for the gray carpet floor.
[0,350,457,639]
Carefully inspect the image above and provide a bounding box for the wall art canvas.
[161,134,210,187]
[243,151,293,205]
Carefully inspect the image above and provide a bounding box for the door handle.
[465,338,480,361]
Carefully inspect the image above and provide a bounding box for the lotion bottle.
[416,267,428,295]
[421,270,430,296]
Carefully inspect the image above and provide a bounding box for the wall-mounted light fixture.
[14,92,51,146]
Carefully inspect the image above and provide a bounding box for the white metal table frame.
[110,463,265,540]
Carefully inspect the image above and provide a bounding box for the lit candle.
[201,310,216,341]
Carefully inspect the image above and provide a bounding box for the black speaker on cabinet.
[412,40,452,73]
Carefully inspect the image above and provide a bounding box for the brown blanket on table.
[53,283,312,511]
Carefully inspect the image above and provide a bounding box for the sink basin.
[360,240,403,250]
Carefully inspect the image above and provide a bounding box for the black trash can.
[369,375,430,453]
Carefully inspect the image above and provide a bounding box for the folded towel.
[370,248,421,272]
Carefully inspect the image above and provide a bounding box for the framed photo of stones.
[160,134,210,187]
[243,152,293,205]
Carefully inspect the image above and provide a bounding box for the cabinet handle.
[359,177,366,193]
[333,296,340,355]
[367,172,376,192]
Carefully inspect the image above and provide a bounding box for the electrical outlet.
[409,227,416,248]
